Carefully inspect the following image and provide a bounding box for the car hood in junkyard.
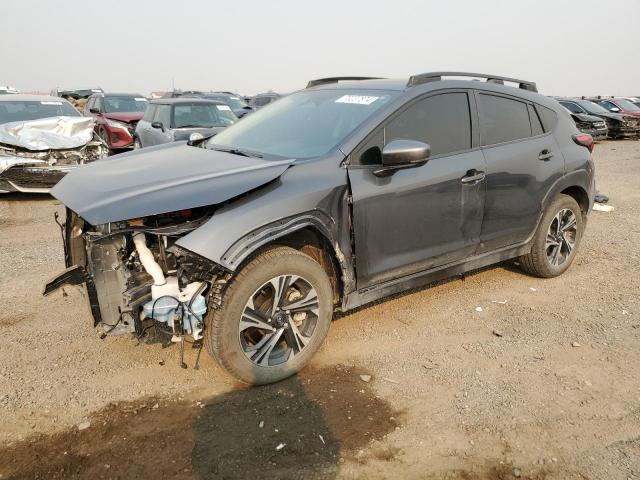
[572,112,606,124]
[0,116,95,150]
[104,112,144,123]
[50,143,294,225]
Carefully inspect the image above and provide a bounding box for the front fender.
[175,156,355,289]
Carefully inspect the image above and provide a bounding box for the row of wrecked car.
[0,87,282,192]
[558,96,640,140]
[0,83,637,194]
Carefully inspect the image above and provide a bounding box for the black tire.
[519,194,583,278]
[204,246,333,385]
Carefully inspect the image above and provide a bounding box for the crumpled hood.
[0,116,95,150]
[51,142,294,225]
[104,112,144,123]
[572,112,606,124]
[593,111,626,123]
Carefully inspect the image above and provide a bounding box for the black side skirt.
[43,265,102,326]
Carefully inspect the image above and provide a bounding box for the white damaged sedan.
[0,95,107,193]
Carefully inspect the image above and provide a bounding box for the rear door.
[347,90,487,288]
[476,92,564,252]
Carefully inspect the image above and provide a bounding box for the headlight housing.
[105,118,129,130]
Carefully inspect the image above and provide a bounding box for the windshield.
[615,98,640,112]
[0,100,80,124]
[173,103,236,128]
[576,100,610,115]
[104,96,148,113]
[207,89,398,159]
[215,96,248,110]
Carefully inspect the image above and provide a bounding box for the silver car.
[0,95,106,193]
[134,98,237,148]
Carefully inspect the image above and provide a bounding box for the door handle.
[461,170,486,185]
[538,149,554,161]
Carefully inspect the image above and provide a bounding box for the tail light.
[573,133,594,153]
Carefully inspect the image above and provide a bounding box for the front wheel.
[204,247,334,385]
[519,194,584,278]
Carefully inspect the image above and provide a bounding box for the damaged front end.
[0,117,106,193]
[44,208,227,351]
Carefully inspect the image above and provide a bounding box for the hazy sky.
[2,0,639,96]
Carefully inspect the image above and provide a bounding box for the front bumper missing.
[43,265,102,326]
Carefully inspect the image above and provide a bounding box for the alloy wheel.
[239,275,320,367]
[545,208,577,267]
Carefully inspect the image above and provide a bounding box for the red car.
[83,93,148,152]
[596,97,640,119]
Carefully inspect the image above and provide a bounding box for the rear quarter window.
[528,104,544,136]
[535,105,558,132]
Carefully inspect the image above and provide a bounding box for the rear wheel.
[204,247,333,385]
[519,194,583,278]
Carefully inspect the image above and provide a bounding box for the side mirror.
[89,107,100,114]
[610,107,620,113]
[151,121,164,131]
[373,139,431,177]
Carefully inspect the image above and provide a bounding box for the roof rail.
[306,77,384,88]
[407,72,537,92]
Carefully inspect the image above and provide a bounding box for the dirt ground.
[0,140,639,480]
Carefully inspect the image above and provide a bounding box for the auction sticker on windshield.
[135,97,147,102]
[41,101,63,105]
[217,105,232,111]
[335,95,379,105]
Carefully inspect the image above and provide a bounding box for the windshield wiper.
[209,146,263,158]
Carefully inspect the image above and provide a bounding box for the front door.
[347,91,486,289]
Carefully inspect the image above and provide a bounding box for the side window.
[154,105,171,127]
[94,97,103,112]
[478,94,531,146]
[599,101,618,112]
[385,92,472,157]
[535,105,558,133]
[85,97,94,114]
[528,104,544,136]
[142,104,157,122]
[559,101,584,114]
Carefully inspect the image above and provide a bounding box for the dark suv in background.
[83,93,148,152]
[46,72,595,385]
[184,92,254,118]
[557,98,640,138]
[134,98,237,148]
[249,92,282,109]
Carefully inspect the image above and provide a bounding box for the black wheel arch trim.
[540,169,594,215]
[219,211,356,296]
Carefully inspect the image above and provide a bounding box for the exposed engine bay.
[0,116,106,193]
[56,207,224,366]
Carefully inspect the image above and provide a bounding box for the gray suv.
[45,72,595,385]
[134,98,237,148]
